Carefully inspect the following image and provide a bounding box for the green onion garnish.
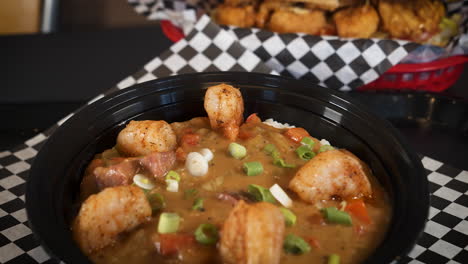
[157,213,180,234]
[264,143,295,168]
[243,162,263,176]
[247,184,276,203]
[301,137,315,148]
[263,143,277,154]
[321,207,352,226]
[147,192,165,214]
[319,145,334,153]
[228,142,247,159]
[192,198,204,211]
[328,254,340,264]
[280,207,297,227]
[295,145,316,160]
[165,170,180,182]
[283,234,311,255]
[184,188,198,199]
[194,223,219,245]
[274,158,296,168]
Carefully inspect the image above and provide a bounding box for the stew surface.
[73,84,391,264]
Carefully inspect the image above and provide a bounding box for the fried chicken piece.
[214,5,256,28]
[264,0,359,11]
[333,3,380,38]
[268,6,327,35]
[224,0,258,5]
[378,0,445,43]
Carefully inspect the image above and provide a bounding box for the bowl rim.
[26,71,429,263]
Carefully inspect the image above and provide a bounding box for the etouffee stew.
[73,84,391,264]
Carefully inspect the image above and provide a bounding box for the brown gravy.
[78,117,391,264]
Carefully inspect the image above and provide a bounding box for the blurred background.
[0,0,157,34]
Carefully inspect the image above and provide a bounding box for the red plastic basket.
[359,55,468,92]
[160,20,468,92]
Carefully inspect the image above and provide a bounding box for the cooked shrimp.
[289,149,372,204]
[204,84,244,141]
[73,185,151,254]
[116,120,177,157]
[220,201,284,264]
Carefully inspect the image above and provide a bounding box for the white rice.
[263,118,295,129]
[320,139,331,146]
[263,118,333,146]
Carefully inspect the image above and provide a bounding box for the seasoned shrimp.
[220,201,285,264]
[73,185,151,254]
[289,149,372,204]
[116,120,177,157]
[204,84,244,141]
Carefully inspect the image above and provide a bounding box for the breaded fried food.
[333,3,380,38]
[224,0,258,5]
[379,0,445,43]
[268,7,327,35]
[214,5,256,28]
[296,0,360,11]
[258,2,327,35]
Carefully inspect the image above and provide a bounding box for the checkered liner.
[129,0,468,90]
[1,14,467,264]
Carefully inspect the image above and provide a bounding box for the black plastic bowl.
[26,72,429,263]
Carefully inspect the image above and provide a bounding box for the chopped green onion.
[274,158,296,168]
[243,162,263,176]
[301,137,315,149]
[192,198,204,211]
[247,184,276,203]
[165,170,180,182]
[319,145,334,153]
[157,213,180,234]
[264,143,295,168]
[328,254,340,264]
[263,144,277,154]
[228,142,247,159]
[280,207,296,227]
[194,223,219,245]
[295,145,316,160]
[321,207,352,226]
[147,192,165,213]
[184,188,198,199]
[283,234,311,255]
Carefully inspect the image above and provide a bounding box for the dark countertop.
[1,25,467,170]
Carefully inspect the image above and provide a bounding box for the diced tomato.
[345,198,372,225]
[284,127,310,143]
[181,133,200,146]
[306,236,322,250]
[175,147,187,161]
[246,113,261,124]
[153,233,195,256]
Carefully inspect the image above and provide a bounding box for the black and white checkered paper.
[1,11,467,264]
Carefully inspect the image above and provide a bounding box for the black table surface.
[1,25,467,170]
